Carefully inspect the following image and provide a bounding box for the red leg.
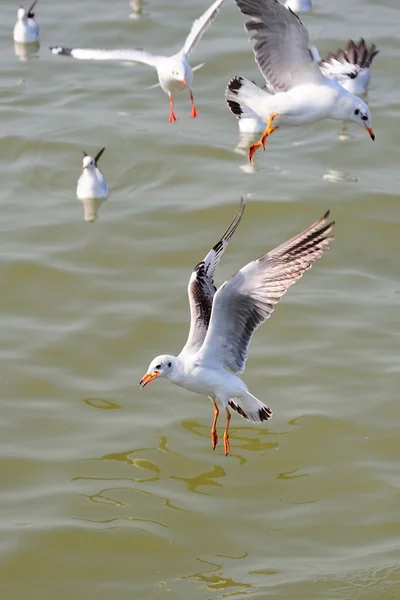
[189,89,198,119]
[168,94,178,123]
[248,112,280,161]
[223,407,231,456]
[211,400,219,450]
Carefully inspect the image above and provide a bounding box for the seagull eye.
[354,109,360,115]
[168,362,172,368]
[155,364,161,369]
[361,114,368,121]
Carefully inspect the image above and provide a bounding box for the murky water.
[1,0,399,598]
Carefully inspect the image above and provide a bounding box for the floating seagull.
[139,200,334,455]
[226,0,375,161]
[235,38,379,135]
[284,0,311,13]
[50,0,225,123]
[317,38,379,96]
[77,148,108,203]
[13,0,39,44]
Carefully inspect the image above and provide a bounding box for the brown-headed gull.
[139,200,335,455]
[13,0,39,44]
[50,0,225,122]
[77,148,108,201]
[225,0,375,161]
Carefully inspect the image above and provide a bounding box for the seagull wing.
[181,0,225,57]
[50,46,160,67]
[233,0,323,93]
[27,0,38,18]
[199,211,334,374]
[179,199,245,360]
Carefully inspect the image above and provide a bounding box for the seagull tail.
[228,392,272,425]
[225,76,266,119]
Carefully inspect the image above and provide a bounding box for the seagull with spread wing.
[226,0,375,161]
[50,0,224,122]
[139,200,335,455]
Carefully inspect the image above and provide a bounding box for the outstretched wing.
[182,0,225,57]
[233,0,323,93]
[50,46,160,67]
[27,0,38,18]
[179,198,245,360]
[199,211,334,374]
[318,39,379,93]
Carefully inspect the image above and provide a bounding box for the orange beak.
[139,371,160,389]
[181,78,186,85]
[364,125,375,141]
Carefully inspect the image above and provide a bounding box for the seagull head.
[349,98,375,141]
[17,6,27,20]
[82,155,96,171]
[171,60,187,86]
[139,355,177,388]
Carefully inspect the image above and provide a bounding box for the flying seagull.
[139,200,335,455]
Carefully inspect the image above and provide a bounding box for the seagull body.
[226,0,375,161]
[50,0,225,122]
[139,200,335,455]
[13,0,39,44]
[284,0,311,12]
[76,148,108,202]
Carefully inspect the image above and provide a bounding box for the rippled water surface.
[1,0,399,598]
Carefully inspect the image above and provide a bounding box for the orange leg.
[189,89,198,118]
[211,400,219,450]
[248,112,280,161]
[223,407,231,456]
[168,94,178,123]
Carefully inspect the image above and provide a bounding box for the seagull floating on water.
[13,0,39,44]
[77,148,108,202]
[50,0,225,123]
[139,200,335,455]
[225,0,375,161]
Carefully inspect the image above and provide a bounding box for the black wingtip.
[227,99,243,117]
[95,147,105,164]
[50,46,73,57]
[227,76,244,95]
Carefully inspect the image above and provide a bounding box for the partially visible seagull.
[13,0,39,44]
[77,148,108,202]
[317,38,379,96]
[225,0,375,161]
[235,38,379,135]
[284,0,311,12]
[139,199,335,456]
[50,0,225,123]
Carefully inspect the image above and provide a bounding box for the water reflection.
[83,397,121,410]
[181,557,252,595]
[170,464,226,495]
[13,41,39,62]
[79,196,107,223]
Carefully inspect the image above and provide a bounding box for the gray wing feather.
[179,199,245,359]
[182,0,225,57]
[200,211,335,373]
[234,0,323,92]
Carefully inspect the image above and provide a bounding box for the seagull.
[284,0,311,12]
[76,148,108,202]
[235,38,379,135]
[50,0,225,123]
[225,0,375,161]
[13,0,39,44]
[139,200,335,455]
[317,38,379,96]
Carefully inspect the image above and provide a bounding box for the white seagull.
[139,200,334,455]
[13,0,39,44]
[236,38,379,135]
[50,0,225,123]
[225,0,375,161]
[77,148,108,201]
[284,0,311,13]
